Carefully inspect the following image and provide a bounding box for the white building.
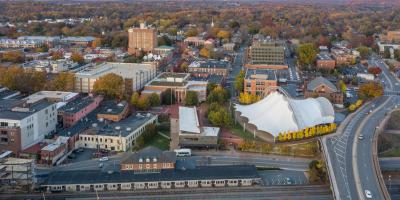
[74,62,157,93]
[178,106,220,147]
[77,113,158,152]
[0,99,57,155]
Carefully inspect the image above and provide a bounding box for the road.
[323,56,400,200]
[226,47,245,98]
[0,185,332,200]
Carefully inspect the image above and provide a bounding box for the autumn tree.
[239,92,261,105]
[0,66,45,94]
[47,72,75,91]
[137,95,150,110]
[207,86,230,104]
[1,51,24,63]
[93,73,124,99]
[185,28,198,37]
[71,53,85,64]
[207,103,232,127]
[368,67,382,76]
[92,38,102,48]
[358,82,384,100]
[185,91,199,106]
[297,43,318,69]
[217,30,231,40]
[199,48,211,58]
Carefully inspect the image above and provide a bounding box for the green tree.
[93,73,124,99]
[234,70,245,93]
[356,46,371,59]
[384,49,391,59]
[207,86,230,104]
[297,43,318,69]
[130,92,140,107]
[162,88,175,105]
[207,105,232,127]
[149,93,161,107]
[206,83,217,96]
[185,91,199,106]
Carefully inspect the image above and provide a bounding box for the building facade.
[77,113,158,152]
[304,76,344,105]
[59,95,103,128]
[316,54,336,70]
[248,40,285,66]
[244,69,278,96]
[128,23,157,55]
[0,99,57,155]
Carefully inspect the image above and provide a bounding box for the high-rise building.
[128,23,157,55]
[248,40,285,66]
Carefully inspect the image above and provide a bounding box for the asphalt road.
[323,56,400,200]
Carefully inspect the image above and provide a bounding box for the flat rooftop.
[147,72,190,87]
[44,165,260,185]
[76,62,154,79]
[189,60,230,69]
[97,100,128,116]
[59,96,97,115]
[317,53,334,61]
[25,91,79,104]
[245,69,277,81]
[89,113,156,137]
[0,100,54,120]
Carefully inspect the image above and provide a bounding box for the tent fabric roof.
[235,92,334,136]
[307,76,338,92]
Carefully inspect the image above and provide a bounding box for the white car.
[365,190,372,199]
[358,135,364,140]
[99,157,109,162]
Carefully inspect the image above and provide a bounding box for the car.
[365,190,372,199]
[99,163,104,168]
[285,177,292,185]
[99,157,109,162]
[358,135,364,140]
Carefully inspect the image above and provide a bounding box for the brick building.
[316,54,336,70]
[128,23,158,55]
[59,95,103,128]
[304,76,344,105]
[244,69,278,96]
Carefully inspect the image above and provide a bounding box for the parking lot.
[258,170,309,186]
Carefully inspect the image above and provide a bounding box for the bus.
[174,149,191,157]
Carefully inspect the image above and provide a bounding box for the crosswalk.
[384,90,400,96]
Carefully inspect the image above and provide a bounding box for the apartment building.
[188,60,231,77]
[0,99,57,155]
[248,40,285,66]
[128,23,158,55]
[316,54,336,70]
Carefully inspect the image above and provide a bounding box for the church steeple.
[211,19,214,28]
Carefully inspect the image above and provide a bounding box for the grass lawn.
[387,110,400,130]
[145,133,170,150]
[381,148,400,157]
[229,123,263,141]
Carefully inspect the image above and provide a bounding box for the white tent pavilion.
[235,92,335,136]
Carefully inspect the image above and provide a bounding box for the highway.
[323,56,400,200]
[1,185,332,200]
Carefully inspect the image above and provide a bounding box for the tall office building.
[128,23,158,55]
[249,40,285,65]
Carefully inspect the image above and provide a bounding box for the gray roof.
[317,53,333,61]
[94,113,156,137]
[0,100,54,120]
[44,165,260,185]
[97,100,128,116]
[245,69,277,80]
[60,96,96,114]
[121,146,176,164]
[307,76,337,92]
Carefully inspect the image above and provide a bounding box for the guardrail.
[372,109,397,200]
